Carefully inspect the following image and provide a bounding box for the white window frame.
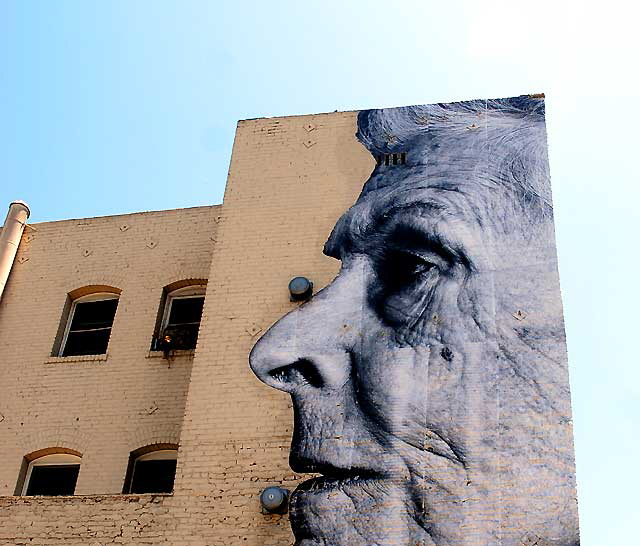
[59,292,119,357]
[136,449,178,463]
[160,286,206,334]
[21,453,82,495]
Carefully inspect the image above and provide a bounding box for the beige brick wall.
[0,111,374,544]
[168,112,373,544]
[0,494,171,545]
[0,205,218,497]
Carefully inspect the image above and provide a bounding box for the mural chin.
[250,97,580,545]
[290,477,433,546]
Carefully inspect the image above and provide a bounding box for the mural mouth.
[294,464,385,493]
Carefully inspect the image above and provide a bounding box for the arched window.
[19,449,82,496]
[58,291,119,356]
[123,444,178,494]
[153,282,206,352]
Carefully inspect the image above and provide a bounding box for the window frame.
[156,285,206,351]
[161,286,206,331]
[21,453,82,496]
[58,292,119,357]
[122,445,179,494]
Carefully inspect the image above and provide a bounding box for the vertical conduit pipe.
[0,201,30,302]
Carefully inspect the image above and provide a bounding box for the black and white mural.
[250,97,579,545]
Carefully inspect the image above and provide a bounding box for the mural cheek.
[289,389,392,475]
[353,344,432,446]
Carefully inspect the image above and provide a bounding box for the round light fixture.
[260,486,289,513]
[288,276,313,301]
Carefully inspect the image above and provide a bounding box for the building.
[0,99,580,545]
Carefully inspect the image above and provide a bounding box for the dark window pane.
[168,297,204,326]
[130,459,177,494]
[70,299,118,331]
[25,465,79,496]
[63,329,111,356]
[163,324,200,350]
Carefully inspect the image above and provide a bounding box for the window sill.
[44,354,109,364]
[146,350,195,359]
[1,492,173,500]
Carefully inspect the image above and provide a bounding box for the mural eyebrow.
[372,203,472,268]
[323,200,379,259]
[373,202,444,226]
[323,212,358,259]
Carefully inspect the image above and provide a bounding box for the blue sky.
[2,1,638,542]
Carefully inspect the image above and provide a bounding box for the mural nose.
[249,296,356,394]
[250,265,365,394]
[250,334,353,394]
[250,335,323,392]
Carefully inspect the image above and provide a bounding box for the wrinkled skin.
[250,99,579,545]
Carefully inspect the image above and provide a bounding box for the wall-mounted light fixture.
[260,486,289,514]
[288,276,313,302]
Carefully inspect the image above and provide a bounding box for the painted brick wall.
[0,494,170,545]
[0,111,373,544]
[0,205,218,498]
[167,112,372,544]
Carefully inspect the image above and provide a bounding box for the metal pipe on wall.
[0,201,30,302]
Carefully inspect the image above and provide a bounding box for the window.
[60,293,119,356]
[376,152,407,166]
[154,284,206,351]
[123,446,178,494]
[20,452,81,496]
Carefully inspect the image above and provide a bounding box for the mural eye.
[380,250,437,289]
[370,249,443,328]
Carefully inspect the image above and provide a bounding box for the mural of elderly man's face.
[250,97,580,545]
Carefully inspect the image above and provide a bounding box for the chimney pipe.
[0,201,30,302]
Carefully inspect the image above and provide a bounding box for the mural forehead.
[250,95,579,546]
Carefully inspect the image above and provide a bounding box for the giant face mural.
[250,97,580,545]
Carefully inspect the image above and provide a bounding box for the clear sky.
[1,1,638,543]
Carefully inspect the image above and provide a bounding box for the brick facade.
[0,111,372,544]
